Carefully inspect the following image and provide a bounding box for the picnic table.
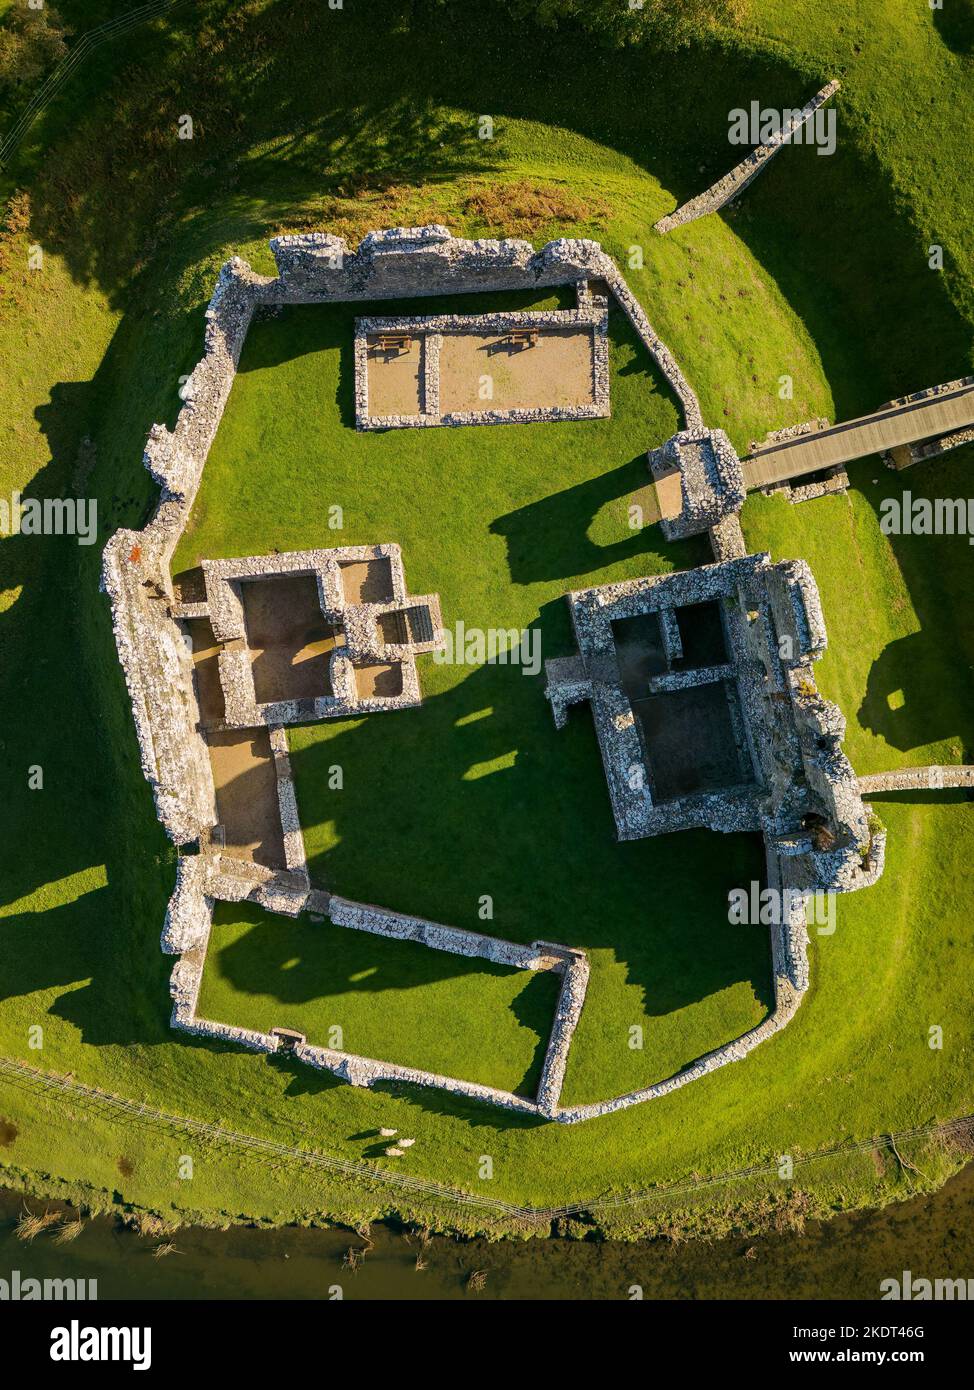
[373,332,413,353]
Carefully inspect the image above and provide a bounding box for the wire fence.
[2,1053,971,1224]
[0,0,194,170]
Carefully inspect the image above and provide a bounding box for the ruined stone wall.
[353,306,610,430]
[552,552,883,903]
[649,428,745,539]
[329,896,558,970]
[101,532,216,845]
[654,81,840,234]
[100,260,266,845]
[160,874,590,1119]
[104,229,704,851]
[535,948,590,1118]
[859,766,974,793]
[267,227,702,429]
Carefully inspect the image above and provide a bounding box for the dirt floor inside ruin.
[354,661,404,698]
[437,327,595,413]
[363,326,597,420]
[339,557,395,604]
[206,728,287,869]
[186,617,226,725]
[240,573,341,704]
[364,337,424,416]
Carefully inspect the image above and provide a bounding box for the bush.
[0,6,69,98]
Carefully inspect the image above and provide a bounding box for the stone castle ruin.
[103,225,886,1124]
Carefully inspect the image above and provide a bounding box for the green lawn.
[2,0,974,1236]
[197,903,562,1097]
[174,291,774,1104]
[744,451,974,777]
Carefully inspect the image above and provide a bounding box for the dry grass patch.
[461,178,610,236]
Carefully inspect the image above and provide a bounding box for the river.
[2,1162,973,1300]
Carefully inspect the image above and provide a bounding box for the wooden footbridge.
[743,378,974,490]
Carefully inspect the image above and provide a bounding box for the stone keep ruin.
[102,225,885,1124]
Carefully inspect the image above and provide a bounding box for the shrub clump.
[0,7,68,98]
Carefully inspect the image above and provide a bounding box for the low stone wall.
[313,900,589,1116]
[654,81,841,235]
[748,417,831,457]
[535,948,590,1118]
[601,269,703,429]
[328,895,562,970]
[859,766,974,793]
[746,417,850,502]
[268,725,307,873]
[776,468,849,504]
[162,878,590,1119]
[294,1043,542,1116]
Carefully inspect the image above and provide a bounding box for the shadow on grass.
[858,630,972,751]
[203,901,559,1097]
[239,288,578,432]
[0,270,199,1051]
[858,788,974,808]
[491,456,705,586]
[851,452,974,755]
[268,1051,548,1133]
[19,0,970,431]
[282,658,774,1028]
[933,0,974,56]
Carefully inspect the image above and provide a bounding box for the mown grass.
[1,0,973,1233]
[176,290,773,1102]
[197,902,562,1097]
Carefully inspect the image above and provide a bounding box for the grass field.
[2,0,974,1237]
[197,903,563,1097]
[173,289,774,1105]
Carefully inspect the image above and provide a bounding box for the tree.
[0,6,69,98]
